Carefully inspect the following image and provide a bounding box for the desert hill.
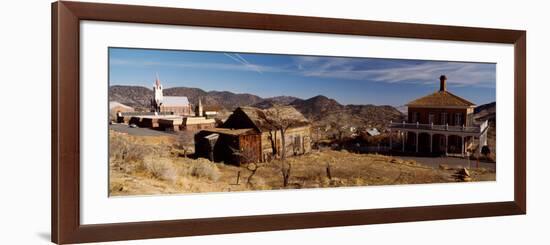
[109,85,153,110]
[109,85,264,111]
[474,101,496,123]
[109,85,405,133]
[290,96,404,136]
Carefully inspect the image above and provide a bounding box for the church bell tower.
[152,74,163,112]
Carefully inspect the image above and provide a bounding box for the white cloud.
[294,56,496,88]
[223,53,263,74]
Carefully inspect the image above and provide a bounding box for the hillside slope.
[109,85,405,131]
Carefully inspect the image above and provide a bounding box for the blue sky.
[109,47,496,106]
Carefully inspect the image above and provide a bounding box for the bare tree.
[231,146,263,187]
[267,131,278,157]
[330,122,350,150]
[258,105,297,187]
[280,160,292,187]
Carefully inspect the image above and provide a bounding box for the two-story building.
[389,75,489,156]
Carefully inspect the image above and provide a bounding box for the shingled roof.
[406,75,476,107]
[228,106,310,132]
[406,90,475,107]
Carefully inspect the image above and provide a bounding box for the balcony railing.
[389,120,488,134]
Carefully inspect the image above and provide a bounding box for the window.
[411,112,419,123]
[455,113,462,126]
[294,136,301,148]
[293,136,302,154]
[428,114,435,124]
[441,112,447,125]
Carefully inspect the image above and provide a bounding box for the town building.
[113,76,218,131]
[195,106,312,165]
[131,114,181,128]
[181,117,216,131]
[157,98,216,131]
[202,105,221,119]
[389,75,489,156]
[151,76,193,116]
[109,101,134,122]
[147,75,216,131]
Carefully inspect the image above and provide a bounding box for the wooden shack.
[195,128,260,165]
[224,106,312,161]
[195,106,312,165]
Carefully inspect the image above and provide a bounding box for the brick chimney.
[439,75,447,92]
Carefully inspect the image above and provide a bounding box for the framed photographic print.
[52,1,526,244]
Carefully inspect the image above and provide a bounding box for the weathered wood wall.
[237,134,262,164]
[260,126,312,161]
[194,131,262,165]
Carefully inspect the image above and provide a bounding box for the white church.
[151,76,194,116]
[151,75,216,130]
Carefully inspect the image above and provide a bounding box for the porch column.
[445,134,448,155]
[461,136,465,157]
[402,131,405,152]
[415,132,419,153]
[429,133,433,153]
[478,136,482,155]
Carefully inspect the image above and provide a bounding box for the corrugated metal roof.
[204,133,220,141]
[366,128,380,136]
[162,96,189,106]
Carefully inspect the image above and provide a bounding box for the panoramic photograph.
[108,47,496,196]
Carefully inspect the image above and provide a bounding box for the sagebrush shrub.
[142,156,178,182]
[187,160,220,181]
[109,133,150,163]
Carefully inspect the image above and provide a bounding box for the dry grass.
[109,130,496,196]
[254,150,453,189]
[109,131,227,195]
[142,156,178,182]
[184,159,221,181]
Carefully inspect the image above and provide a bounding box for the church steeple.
[152,73,163,112]
[155,73,161,88]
